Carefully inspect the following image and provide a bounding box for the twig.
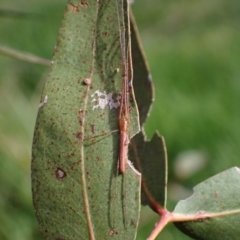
[0,45,51,66]
[147,208,240,240]
[0,9,42,19]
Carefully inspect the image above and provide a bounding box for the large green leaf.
[31,1,141,239]
[174,167,240,240]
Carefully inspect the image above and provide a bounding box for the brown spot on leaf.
[86,171,91,179]
[68,3,79,12]
[109,229,118,236]
[102,31,108,37]
[55,168,66,180]
[68,1,88,12]
[80,1,89,7]
[75,131,83,140]
[78,109,86,126]
[90,124,95,134]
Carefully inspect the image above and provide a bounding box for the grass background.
[0,0,240,239]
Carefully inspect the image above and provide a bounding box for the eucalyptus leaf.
[130,132,168,210]
[174,167,240,240]
[130,10,154,127]
[31,1,141,239]
[129,10,165,212]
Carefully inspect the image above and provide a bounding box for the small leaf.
[174,167,240,240]
[130,10,154,127]
[130,132,168,210]
[32,1,141,239]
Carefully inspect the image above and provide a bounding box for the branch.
[0,45,51,66]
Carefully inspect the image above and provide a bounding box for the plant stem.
[0,45,50,66]
[147,210,172,240]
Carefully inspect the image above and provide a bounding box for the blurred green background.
[0,0,239,239]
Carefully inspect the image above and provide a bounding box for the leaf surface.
[174,167,240,240]
[31,1,141,239]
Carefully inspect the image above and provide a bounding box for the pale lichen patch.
[91,90,121,110]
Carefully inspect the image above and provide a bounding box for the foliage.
[0,0,240,239]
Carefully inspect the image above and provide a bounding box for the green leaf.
[31,1,141,239]
[174,167,240,240]
[130,10,154,127]
[129,10,167,212]
[130,132,168,210]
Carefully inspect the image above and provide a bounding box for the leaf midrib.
[79,2,99,240]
